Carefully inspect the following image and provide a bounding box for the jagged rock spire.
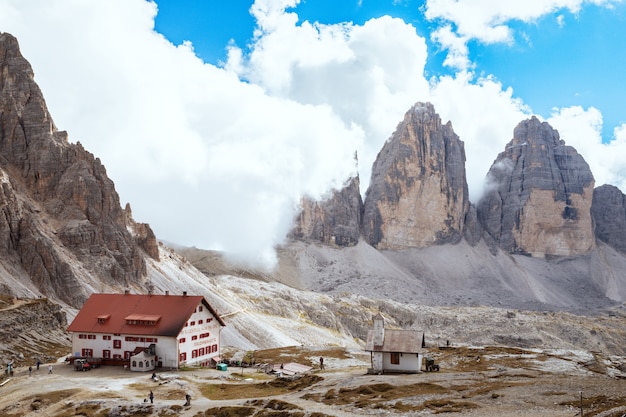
[477,116,595,257]
[362,102,469,249]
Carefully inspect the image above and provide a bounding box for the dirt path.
[0,297,32,312]
[1,348,625,417]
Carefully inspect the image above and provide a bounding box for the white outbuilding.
[364,313,424,374]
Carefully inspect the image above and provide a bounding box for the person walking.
[319,357,324,370]
[48,365,52,374]
[36,359,40,371]
[149,390,154,404]
[28,366,32,377]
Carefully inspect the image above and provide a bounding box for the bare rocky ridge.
[0,297,68,365]
[289,176,362,247]
[592,184,626,253]
[362,102,469,249]
[477,116,595,257]
[0,32,158,307]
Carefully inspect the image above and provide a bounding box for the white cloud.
[548,106,626,193]
[230,10,431,192]
[424,0,621,70]
[430,73,530,201]
[1,0,625,268]
[0,0,362,267]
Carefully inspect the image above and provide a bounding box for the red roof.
[67,293,225,337]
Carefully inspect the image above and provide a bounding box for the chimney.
[182,291,187,297]
[124,289,130,295]
[165,290,169,296]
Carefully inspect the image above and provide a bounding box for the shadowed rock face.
[290,176,363,247]
[362,102,469,249]
[592,184,626,253]
[0,33,158,306]
[477,117,595,257]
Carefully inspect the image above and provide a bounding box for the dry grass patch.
[245,398,302,411]
[25,389,80,409]
[453,380,528,399]
[196,399,329,417]
[252,346,351,367]
[128,381,188,402]
[421,399,480,413]
[200,374,323,400]
[57,401,109,417]
[0,389,81,417]
[195,406,257,417]
[433,346,542,373]
[560,394,626,416]
[303,381,449,410]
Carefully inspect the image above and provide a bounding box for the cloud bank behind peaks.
[2,0,625,268]
[0,0,363,268]
[228,1,431,191]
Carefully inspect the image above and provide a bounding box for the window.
[132,361,137,367]
[87,334,96,339]
[199,347,205,356]
[192,349,198,359]
[211,344,218,353]
[113,354,122,360]
[191,335,198,341]
[179,352,187,362]
[198,319,203,324]
[103,335,111,340]
[199,332,210,339]
[103,350,111,359]
[190,321,196,326]
[390,352,400,365]
[78,334,86,339]
[82,348,93,357]
[113,339,121,349]
[198,306,203,312]
[179,338,186,344]
[124,351,132,359]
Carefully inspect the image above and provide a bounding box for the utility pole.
[580,391,583,417]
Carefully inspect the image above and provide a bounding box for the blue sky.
[1,0,626,264]
[154,0,626,140]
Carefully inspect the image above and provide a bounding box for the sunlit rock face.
[592,184,626,253]
[362,102,469,250]
[290,176,363,247]
[477,117,595,257]
[0,33,158,307]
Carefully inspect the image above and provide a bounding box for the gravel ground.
[1,346,624,417]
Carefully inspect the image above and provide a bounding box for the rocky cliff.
[477,117,595,257]
[0,33,158,307]
[289,176,362,247]
[592,184,626,253]
[362,102,469,249]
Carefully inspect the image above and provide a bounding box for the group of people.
[6,359,52,377]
